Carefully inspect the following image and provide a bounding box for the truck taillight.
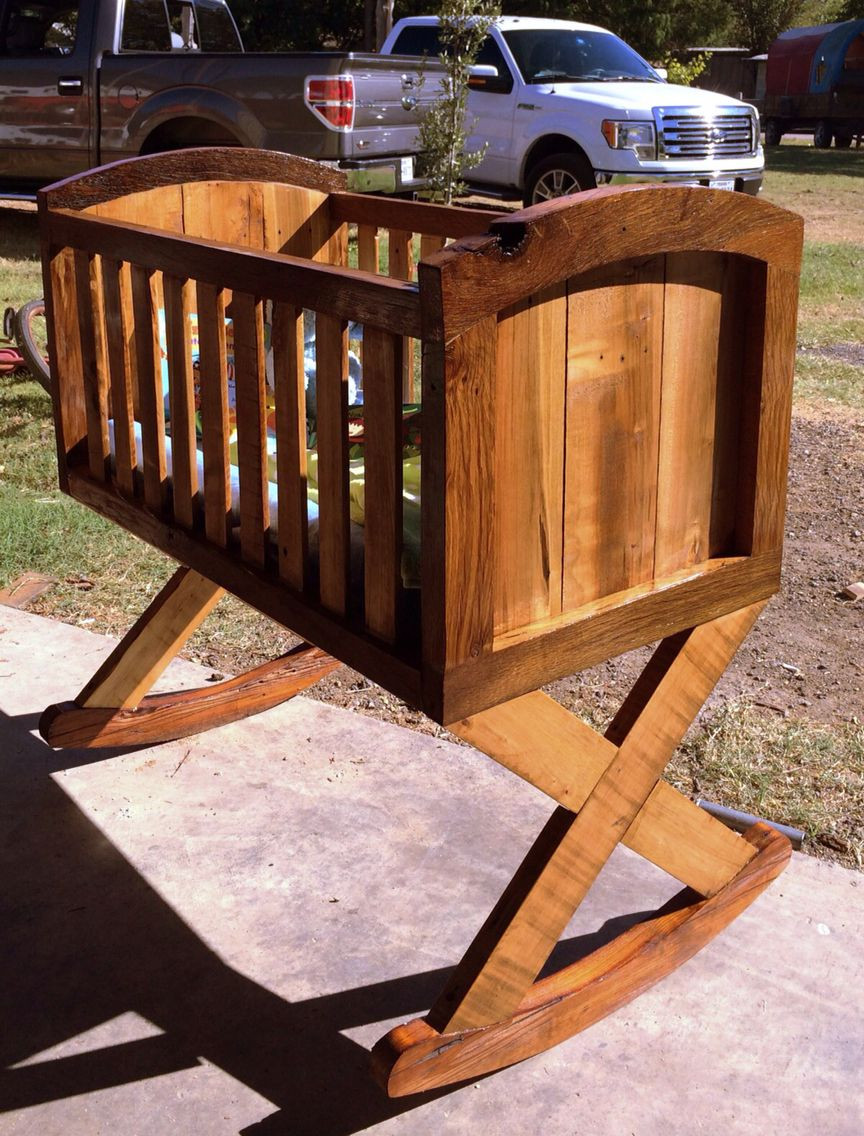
[305,76,355,130]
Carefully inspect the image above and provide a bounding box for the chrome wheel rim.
[532,168,580,202]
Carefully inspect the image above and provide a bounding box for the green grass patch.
[669,701,864,867]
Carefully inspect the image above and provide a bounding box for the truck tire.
[813,120,833,149]
[764,119,782,147]
[524,152,595,206]
[834,131,853,149]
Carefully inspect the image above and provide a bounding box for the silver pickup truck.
[0,0,437,196]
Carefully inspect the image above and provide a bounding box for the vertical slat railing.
[196,281,231,547]
[101,257,137,497]
[315,311,350,615]
[130,264,168,513]
[272,301,309,590]
[162,274,198,529]
[231,290,270,567]
[74,250,109,482]
[362,326,404,642]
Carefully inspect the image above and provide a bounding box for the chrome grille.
[656,108,756,159]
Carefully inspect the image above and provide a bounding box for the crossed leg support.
[39,565,338,748]
[371,601,792,1096]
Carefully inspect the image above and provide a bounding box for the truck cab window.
[391,25,513,94]
[194,0,240,51]
[2,1,79,55]
[166,0,198,49]
[121,0,171,50]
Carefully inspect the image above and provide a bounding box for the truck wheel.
[813,120,833,149]
[764,119,782,147]
[834,131,853,149]
[524,153,595,206]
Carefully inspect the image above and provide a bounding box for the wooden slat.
[42,241,86,488]
[451,690,756,896]
[362,326,403,641]
[78,566,223,710]
[231,291,270,566]
[493,284,567,635]
[45,210,423,338]
[101,257,136,496]
[195,280,231,547]
[73,250,109,481]
[430,602,764,1032]
[443,317,497,667]
[562,257,664,609]
[388,228,415,400]
[357,223,380,274]
[162,274,198,527]
[130,264,167,512]
[271,302,309,590]
[315,311,350,614]
[655,252,725,575]
[420,233,446,260]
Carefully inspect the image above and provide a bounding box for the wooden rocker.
[36,150,803,1095]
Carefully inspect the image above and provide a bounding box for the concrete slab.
[0,605,861,1136]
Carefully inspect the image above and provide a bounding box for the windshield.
[502,28,660,84]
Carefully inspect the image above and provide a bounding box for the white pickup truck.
[381,16,764,204]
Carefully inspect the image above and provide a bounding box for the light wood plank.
[493,284,567,634]
[388,228,415,400]
[181,180,265,248]
[357,222,380,274]
[73,250,109,482]
[429,601,764,1032]
[78,566,223,709]
[362,326,403,641]
[315,312,350,614]
[101,257,136,496]
[563,258,664,608]
[261,182,332,260]
[195,280,231,547]
[162,274,198,527]
[130,264,168,512]
[271,302,309,590]
[231,291,270,566]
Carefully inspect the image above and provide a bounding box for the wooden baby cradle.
[37,149,803,1096]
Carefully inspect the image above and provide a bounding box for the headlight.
[601,120,656,160]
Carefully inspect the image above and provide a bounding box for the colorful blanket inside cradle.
[156,310,422,583]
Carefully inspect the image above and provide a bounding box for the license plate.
[401,156,414,183]
[711,178,735,191]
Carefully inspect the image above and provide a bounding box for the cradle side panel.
[562,257,665,611]
[493,284,567,635]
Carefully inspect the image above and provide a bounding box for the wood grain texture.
[433,186,804,338]
[181,180,265,247]
[39,147,346,212]
[77,566,223,710]
[563,257,664,609]
[315,312,350,615]
[654,252,725,575]
[195,280,231,547]
[231,291,270,566]
[162,274,198,527]
[331,191,501,238]
[130,264,168,512]
[45,209,423,337]
[357,223,380,274]
[431,602,762,1032]
[388,228,415,399]
[362,326,403,641]
[271,302,309,590]
[373,824,791,1096]
[102,256,137,497]
[493,284,566,634]
[262,183,334,261]
[41,644,338,749]
[73,250,110,482]
[450,690,756,896]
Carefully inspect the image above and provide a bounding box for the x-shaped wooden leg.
[372,601,792,1095]
[40,565,339,748]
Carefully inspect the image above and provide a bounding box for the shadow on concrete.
[0,707,664,1134]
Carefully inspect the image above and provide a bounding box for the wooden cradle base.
[39,567,791,1095]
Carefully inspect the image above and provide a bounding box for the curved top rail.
[38,147,347,212]
[425,185,804,337]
